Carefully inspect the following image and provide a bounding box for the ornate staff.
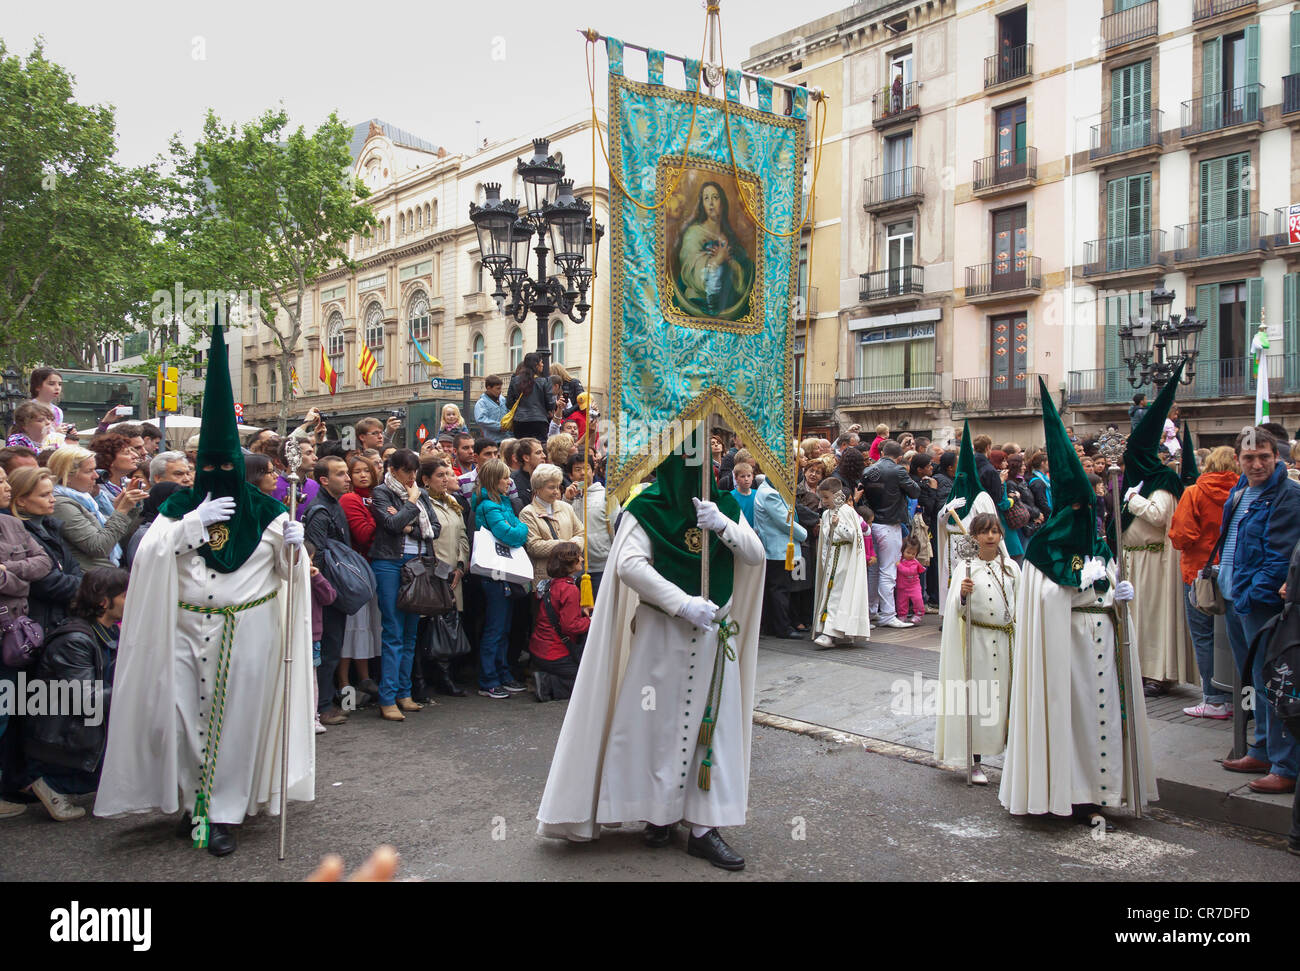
[1099,432,1143,819]
[278,436,302,859]
[956,534,980,786]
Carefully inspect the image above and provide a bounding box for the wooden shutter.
[1245,24,1260,119]
[1197,283,1220,397]
[1202,36,1222,130]
[1104,294,1123,402]
[1131,174,1151,264]
[1285,272,1300,391]
[1106,178,1127,270]
[1200,157,1226,256]
[1291,10,1300,77]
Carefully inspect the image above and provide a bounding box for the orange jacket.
[1168,470,1240,584]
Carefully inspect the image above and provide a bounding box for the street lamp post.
[0,366,23,431]
[469,138,603,366]
[1119,284,1205,392]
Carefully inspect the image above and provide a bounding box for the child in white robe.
[812,477,872,647]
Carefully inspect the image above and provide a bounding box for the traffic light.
[157,365,179,413]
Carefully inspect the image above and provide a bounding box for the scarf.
[56,484,120,565]
[385,472,436,545]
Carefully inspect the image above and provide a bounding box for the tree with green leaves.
[170,107,375,433]
[0,39,164,369]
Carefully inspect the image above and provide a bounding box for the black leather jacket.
[368,483,440,561]
[24,617,114,773]
[20,514,83,635]
[861,457,920,525]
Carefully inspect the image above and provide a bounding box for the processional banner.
[603,36,807,507]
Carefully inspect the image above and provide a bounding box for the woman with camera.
[48,446,145,571]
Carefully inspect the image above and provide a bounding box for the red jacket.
[1168,469,1239,584]
[529,576,590,662]
[340,487,375,556]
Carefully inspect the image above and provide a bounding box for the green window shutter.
[1247,276,1264,337]
[1105,294,1124,402]
[1245,24,1260,119]
[1197,283,1220,397]
[1106,178,1126,269]
[1285,272,1300,391]
[1202,36,1222,130]
[1291,10,1300,77]
[1200,157,1227,256]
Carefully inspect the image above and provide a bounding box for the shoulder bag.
[470,526,534,585]
[0,604,44,669]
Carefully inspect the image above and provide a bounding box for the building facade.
[240,114,610,438]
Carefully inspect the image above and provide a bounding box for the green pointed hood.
[624,428,741,605]
[1180,421,1199,487]
[159,316,285,572]
[1121,358,1185,529]
[1024,376,1113,590]
[947,420,983,515]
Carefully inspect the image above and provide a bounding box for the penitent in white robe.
[537,510,766,840]
[999,562,1158,817]
[1123,489,1195,685]
[95,510,315,825]
[934,555,1019,764]
[936,492,1008,616]
[812,503,871,643]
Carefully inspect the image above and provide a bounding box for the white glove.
[1114,580,1134,602]
[283,521,304,548]
[196,492,237,527]
[1124,482,1144,504]
[676,596,720,629]
[941,497,966,519]
[693,497,729,533]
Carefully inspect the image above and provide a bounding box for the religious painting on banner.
[604,40,807,509]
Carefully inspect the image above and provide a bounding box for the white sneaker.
[971,766,989,786]
[314,718,327,735]
[881,617,914,629]
[812,633,835,648]
[25,778,85,822]
[1183,702,1232,720]
[0,798,25,819]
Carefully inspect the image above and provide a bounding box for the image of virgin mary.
[672,181,756,321]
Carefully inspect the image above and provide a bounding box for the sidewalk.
[753,617,1295,836]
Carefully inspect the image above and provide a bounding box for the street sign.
[233,402,244,420]
[429,377,463,392]
[1289,203,1300,246]
[416,423,429,443]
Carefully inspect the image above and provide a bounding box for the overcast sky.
[5,0,842,166]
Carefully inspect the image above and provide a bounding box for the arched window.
[407,291,432,383]
[249,370,259,405]
[428,200,436,226]
[473,260,485,294]
[268,366,277,403]
[550,320,565,366]
[415,206,422,229]
[472,333,486,377]
[365,303,385,384]
[326,310,345,384]
[508,327,524,371]
[399,212,405,235]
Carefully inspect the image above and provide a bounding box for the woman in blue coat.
[471,457,530,699]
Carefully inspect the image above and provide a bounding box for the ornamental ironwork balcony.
[1193,0,1255,22]
[1284,74,1300,116]
[984,44,1032,88]
[952,373,1044,415]
[972,146,1036,194]
[859,265,924,303]
[1173,213,1269,262]
[1089,109,1163,160]
[871,81,919,127]
[1081,230,1167,277]
[964,256,1042,299]
[835,373,941,407]
[863,167,925,212]
[1101,0,1158,51]
[1180,83,1263,138]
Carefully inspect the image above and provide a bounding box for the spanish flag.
[412,337,442,374]
[319,348,337,395]
[359,344,378,386]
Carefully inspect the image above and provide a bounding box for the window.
[854,322,935,391]
[550,320,565,366]
[991,206,1028,291]
[473,260,485,293]
[989,313,1029,407]
[429,201,436,226]
[995,8,1029,83]
[794,333,805,393]
[1105,173,1151,270]
[364,303,385,384]
[408,291,432,383]
[994,102,1028,179]
[1109,60,1150,151]
[326,310,345,383]
[508,327,524,370]
[1202,27,1259,128]
[268,366,277,403]
[886,219,914,295]
[1199,152,1250,256]
[1193,278,1262,397]
[890,49,913,88]
[249,371,259,404]
[472,333,486,376]
[399,212,405,235]
[883,133,914,200]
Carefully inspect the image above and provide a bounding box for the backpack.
[303,505,376,615]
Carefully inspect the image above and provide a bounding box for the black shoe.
[207,822,237,857]
[432,667,467,697]
[175,812,193,839]
[644,823,674,848]
[686,828,745,870]
[778,629,804,640]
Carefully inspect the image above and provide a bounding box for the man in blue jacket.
[752,470,807,639]
[1219,426,1300,793]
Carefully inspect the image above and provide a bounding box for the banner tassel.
[579,572,594,609]
[784,541,795,572]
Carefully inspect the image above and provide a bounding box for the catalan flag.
[412,337,442,374]
[290,365,304,397]
[359,343,378,386]
[319,348,337,395]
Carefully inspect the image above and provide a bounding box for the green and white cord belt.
[697,618,740,792]
[178,589,278,848]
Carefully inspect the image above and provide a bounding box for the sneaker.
[319,708,348,726]
[501,680,528,693]
[314,718,327,735]
[478,686,510,699]
[880,617,914,629]
[25,778,85,822]
[1184,702,1232,720]
[0,798,25,819]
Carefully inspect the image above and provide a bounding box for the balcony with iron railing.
[972,146,1037,195]
[985,44,1032,89]
[863,167,925,213]
[1193,0,1255,22]
[1068,354,1298,406]
[1173,212,1269,263]
[1101,0,1158,51]
[859,265,924,304]
[1180,83,1263,140]
[1284,74,1300,118]
[872,81,919,127]
[794,383,834,414]
[964,256,1042,301]
[835,373,942,408]
[1089,109,1163,162]
[952,373,1045,416]
[1081,230,1167,279]
[795,285,819,318]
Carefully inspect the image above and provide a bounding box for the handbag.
[500,394,521,433]
[397,556,456,616]
[303,506,377,615]
[470,526,534,585]
[0,604,44,669]
[1194,566,1227,615]
[422,610,472,663]
[1003,490,1032,530]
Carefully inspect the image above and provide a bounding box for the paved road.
[4,688,1297,882]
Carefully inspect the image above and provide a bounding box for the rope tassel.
[697,752,713,791]
[698,710,715,746]
[784,541,795,572]
[579,572,594,609]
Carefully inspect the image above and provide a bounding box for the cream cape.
[936,491,1008,615]
[812,503,872,642]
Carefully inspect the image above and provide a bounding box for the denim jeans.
[373,555,419,706]
[479,580,515,689]
[1184,582,1228,705]
[1225,601,1299,778]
